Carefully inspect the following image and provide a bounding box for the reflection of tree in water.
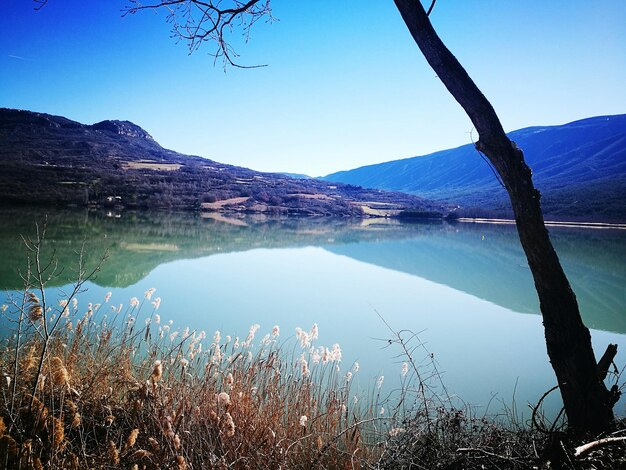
[1,207,624,333]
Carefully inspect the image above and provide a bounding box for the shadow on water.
[1,207,624,333]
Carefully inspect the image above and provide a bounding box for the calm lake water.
[1,208,624,417]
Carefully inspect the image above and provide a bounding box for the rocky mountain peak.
[91,120,154,140]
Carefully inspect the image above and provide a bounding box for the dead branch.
[456,447,524,463]
[530,384,559,433]
[574,436,626,457]
[597,343,618,380]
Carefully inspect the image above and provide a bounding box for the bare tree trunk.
[393,0,614,433]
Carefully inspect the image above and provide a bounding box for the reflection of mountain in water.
[0,208,421,289]
[1,208,624,333]
[324,224,626,334]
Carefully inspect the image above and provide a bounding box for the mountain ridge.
[0,108,443,217]
[323,114,626,221]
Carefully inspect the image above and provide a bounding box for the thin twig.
[311,417,386,467]
[457,446,524,463]
[426,0,437,17]
[530,384,558,433]
[124,0,273,69]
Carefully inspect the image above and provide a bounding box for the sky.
[2,1,625,176]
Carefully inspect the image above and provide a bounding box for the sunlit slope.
[0,108,441,216]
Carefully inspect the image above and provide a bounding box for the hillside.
[324,115,626,221]
[0,108,443,217]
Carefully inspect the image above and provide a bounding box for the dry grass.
[357,205,401,217]
[122,161,183,172]
[200,197,251,210]
[3,286,563,469]
[285,194,333,200]
[0,287,392,469]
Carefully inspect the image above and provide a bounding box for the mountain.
[0,109,443,217]
[323,115,626,221]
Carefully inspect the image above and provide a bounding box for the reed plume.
[50,356,69,387]
[27,292,43,322]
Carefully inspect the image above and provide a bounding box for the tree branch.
[597,343,618,380]
[574,437,626,457]
[425,0,437,17]
[124,0,273,68]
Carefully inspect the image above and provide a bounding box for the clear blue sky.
[2,1,625,176]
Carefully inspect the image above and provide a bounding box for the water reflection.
[0,208,624,333]
[326,223,626,333]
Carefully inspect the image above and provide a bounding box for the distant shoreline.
[458,217,626,230]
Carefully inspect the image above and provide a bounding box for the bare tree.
[36,0,272,67]
[392,0,618,434]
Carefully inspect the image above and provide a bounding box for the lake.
[1,207,624,418]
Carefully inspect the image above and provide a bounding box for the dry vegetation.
[0,291,389,468]
[0,228,624,469]
[122,161,183,172]
[200,197,251,211]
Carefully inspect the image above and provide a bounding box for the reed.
[0,286,391,469]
